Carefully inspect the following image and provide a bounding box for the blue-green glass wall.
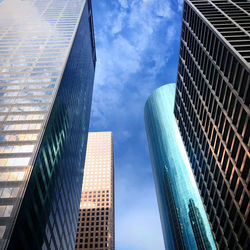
[144,84,216,250]
[6,2,95,249]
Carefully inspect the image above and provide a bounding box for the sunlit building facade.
[0,0,96,249]
[144,84,216,250]
[174,0,250,249]
[75,132,114,250]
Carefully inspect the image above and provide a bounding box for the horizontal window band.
[0,153,32,158]
[0,130,40,135]
[0,181,24,188]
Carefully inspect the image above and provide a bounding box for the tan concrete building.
[75,132,114,250]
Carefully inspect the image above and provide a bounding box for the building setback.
[75,132,114,250]
[174,0,250,249]
[0,0,96,249]
[144,84,216,250]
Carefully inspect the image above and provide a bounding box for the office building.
[75,132,114,250]
[174,0,250,249]
[144,84,216,250]
[0,0,96,249]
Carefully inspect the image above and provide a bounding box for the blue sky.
[90,0,183,249]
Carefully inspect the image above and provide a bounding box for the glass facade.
[0,0,96,249]
[174,1,249,249]
[144,84,216,250]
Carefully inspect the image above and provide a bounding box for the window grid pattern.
[189,0,250,64]
[75,132,114,250]
[0,0,96,249]
[174,0,250,249]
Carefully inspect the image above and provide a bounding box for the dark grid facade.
[0,0,96,249]
[174,0,250,249]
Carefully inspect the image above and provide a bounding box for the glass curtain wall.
[144,84,216,250]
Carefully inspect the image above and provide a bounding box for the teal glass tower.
[144,84,216,250]
[0,0,95,249]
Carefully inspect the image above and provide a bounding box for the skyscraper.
[0,0,96,249]
[75,132,114,250]
[174,0,249,249]
[144,84,216,250]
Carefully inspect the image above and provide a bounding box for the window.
[220,210,226,228]
[230,171,238,191]
[228,234,236,249]
[221,184,227,201]
[240,192,248,215]
[233,101,241,126]
[225,193,232,210]
[224,221,231,238]
[234,215,242,234]
[223,86,230,110]
[239,70,249,99]
[238,108,247,135]
[239,226,248,247]
[228,93,235,118]
[226,161,233,181]
[221,153,229,171]
[227,129,234,148]
[229,203,236,221]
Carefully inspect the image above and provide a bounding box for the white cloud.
[155,0,173,18]
[178,0,183,11]
[118,0,128,9]
[94,34,141,88]
[111,11,127,34]
[166,23,177,42]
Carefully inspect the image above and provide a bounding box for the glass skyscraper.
[144,84,216,250]
[0,0,96,249]
[174,0,249,249]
